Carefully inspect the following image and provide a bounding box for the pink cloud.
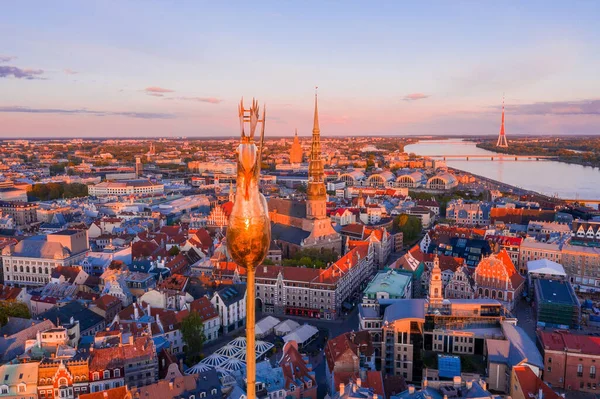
[145,86,174,94]
[403,93,430,101]
[63,68,78,75]
[168,97,222,104]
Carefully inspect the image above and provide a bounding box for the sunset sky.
[1,1,599,137]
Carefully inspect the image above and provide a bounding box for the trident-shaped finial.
[239,97,263,141]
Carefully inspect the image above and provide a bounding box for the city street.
[513,297,537,340]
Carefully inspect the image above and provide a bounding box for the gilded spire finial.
[313,86,320,134]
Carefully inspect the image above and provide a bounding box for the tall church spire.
[313,89,320,134]
[306,88,327,218]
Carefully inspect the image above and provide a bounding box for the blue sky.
[1,0,599,137]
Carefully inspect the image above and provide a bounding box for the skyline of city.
[2,3,600,399]
[1,1,600,137]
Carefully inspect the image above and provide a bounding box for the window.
[591,366,596,379]
[104,370,110,379]
[93,372,100,381]
[578,364,584,377]
[114,369,120,377]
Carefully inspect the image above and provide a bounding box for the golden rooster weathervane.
[227,97,270,399]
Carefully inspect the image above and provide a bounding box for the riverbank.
[476,142,600,169]
[404,139,600,199]
[448,166,563,206]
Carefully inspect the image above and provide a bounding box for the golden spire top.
[313,86,320,134]
[295,128,298,137]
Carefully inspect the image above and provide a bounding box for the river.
[404,139,600,200]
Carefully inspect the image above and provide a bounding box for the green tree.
[168,246,180,256]
[393,213,423,241]
[181,312,206,363]
[0,302,31,326]
[282,248,338,269]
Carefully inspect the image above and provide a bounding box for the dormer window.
[104,370,110,379]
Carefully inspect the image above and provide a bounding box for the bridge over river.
[428,154,557,161]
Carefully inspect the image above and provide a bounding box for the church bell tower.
[306,89,327,220]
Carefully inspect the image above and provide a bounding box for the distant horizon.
[1,2,599,137]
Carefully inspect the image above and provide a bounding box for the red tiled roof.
[513,365,561,399]
[132,240,160,258]
[158,273,188,291]
[80,386,129,399]
[89,345,125,371]
[189,297,219,322]
[363,371,385,398]
[538,331,600,355]
[165,254,190,275]
[191,228,212,250]
[51,266,82,283]
[0,284,22,301]
[475,249,524,290]
[486,235,523,246]
[341,223,365,236]
[280,341,316,389]
[159,225,184,237]
[325,330,374,373]
[94,294,121,311]
[122,335,155,361]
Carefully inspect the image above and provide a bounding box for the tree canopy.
[181,312,206,364]
[28,182,88,201]
[0,302,31,327]
[393,213,423,241]
[282,248,338,269]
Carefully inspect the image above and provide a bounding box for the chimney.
[480,379,487,391]
[408,385,415,394]
[466,381,473,389]
[422,379,428,388]
[128,335,134,345]
[539,388,543,399]
[169,382,174,390]
[374,395,378,399]
[339,383,345,395]
[356,378,361,387]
